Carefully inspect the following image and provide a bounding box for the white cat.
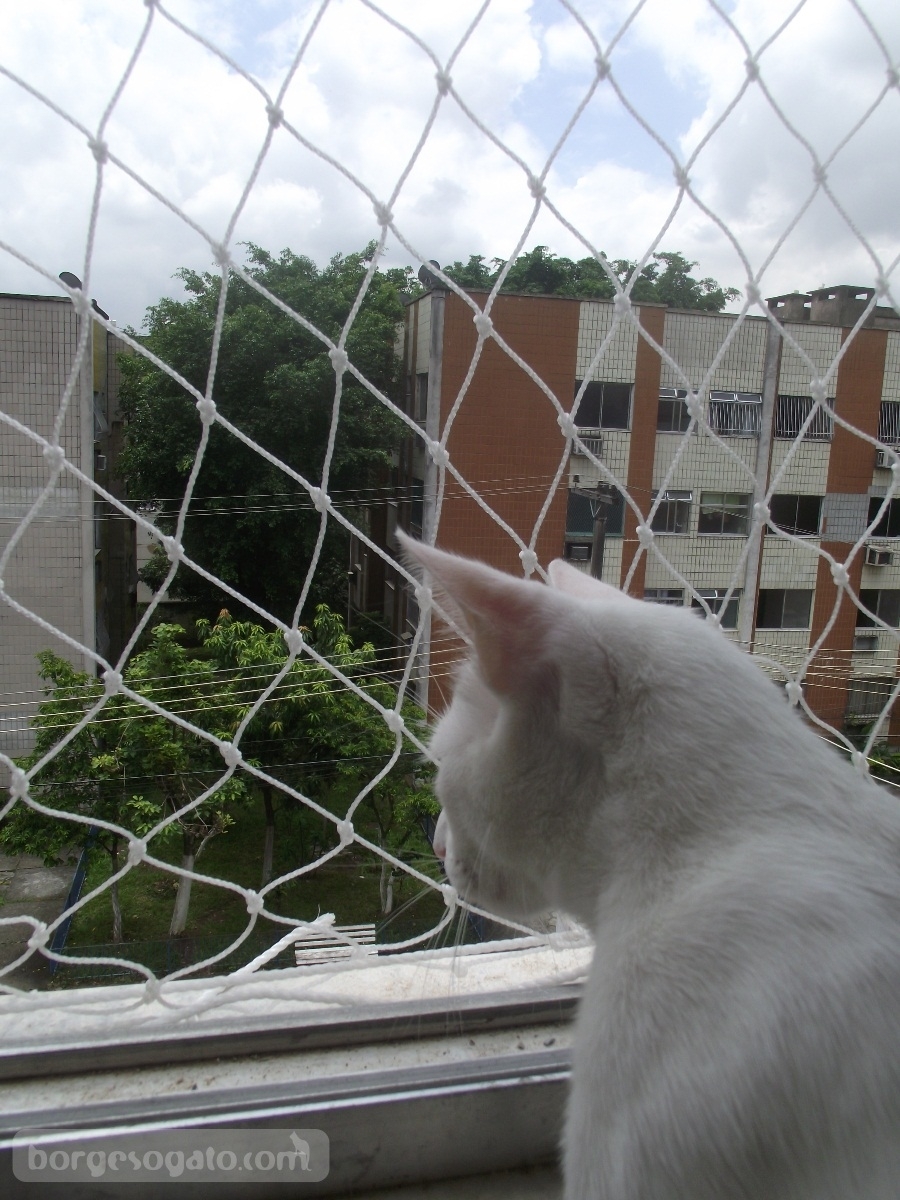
[402,534,900,1200]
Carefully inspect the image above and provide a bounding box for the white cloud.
[0,0,897,327]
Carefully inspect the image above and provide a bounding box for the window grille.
[707,392,761,437]
[775,395,834,440]
[879,402,900,446]
[657,389,691,433]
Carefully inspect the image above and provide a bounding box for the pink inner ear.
[548,559,627,602]
[399,533,554,696]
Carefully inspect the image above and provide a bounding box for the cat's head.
[402,535,796,926]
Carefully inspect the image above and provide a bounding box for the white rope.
[0,0,898,1018]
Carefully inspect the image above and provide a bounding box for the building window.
[657,388,691,433]
[846,677,895,722]
[691,588,741,629]
[868,496,900,537]
[708,391,761,437]
[856,589,900,628]
[644,588,684,605]
[767,494,822,537]
[415,373,428,422]
[774,394,834,440]
[697,491,751,535]
[878,401,900,445]
[566,489,625,538]
[650,489,691,534]
[756,589,813,629]
[573,381,631,430]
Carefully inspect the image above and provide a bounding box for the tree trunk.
[169,838,195,937]
[380,861,394,914]
[261,786,275,887]
[108,835,123,944]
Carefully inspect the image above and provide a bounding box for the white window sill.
[0,939,589,1197]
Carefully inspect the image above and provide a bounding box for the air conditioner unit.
[875,449,893,469]
[865,545,893,567]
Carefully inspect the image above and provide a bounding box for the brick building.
[365,280,900,737]
[0,292,134,759]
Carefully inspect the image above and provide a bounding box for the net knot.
[336,819,354,847]
[435,69,452,96]
[440,882,457,908]
[103,668,122,696]
[594,53,611,80]
[673,164,691,190]
[557,412,577,439]
[309,486,329,513]
[384,710,405,734]
[161,535,183,564]
[195,396,217,425]
[143,977,162,1003]
[745,281,762,305]
[373,201,393,227]
[266,102,284,128]
[220,741,243,768]
[128,838,147,866]
[637,523,654,547]
[613,292,631,316]
[754,501,770,522]
[88,136,109,164]
[210,241,230,267]
[42,443,66,470]
[810,378,827,403]
[473,311,493,338]
[527,173,546,200]
[284,627,304,655]
[744,56,760,81]
[519,548,538,576]
[414,584,432,609]
[785,680,803,707]
[811,162,828,185]
[875,274,892,300]
[685,391,703,419]
[830,561,849,588]
[851,750,870,773]
[27,924,49,951]
[328,346,349,373]
[9,767,29,801]
[245,890,264,915]
[428,439,450,467]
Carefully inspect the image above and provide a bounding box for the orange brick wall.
[426,290,580,711]
[805,327,888,727]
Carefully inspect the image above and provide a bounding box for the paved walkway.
[0,851,78,989]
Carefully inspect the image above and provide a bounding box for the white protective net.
[0,0,899,1025]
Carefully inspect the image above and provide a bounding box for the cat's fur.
[402,534,900,1200]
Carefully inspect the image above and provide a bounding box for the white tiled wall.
[659,311,767,392]
[777,322,842,394]
[576,301,639,382]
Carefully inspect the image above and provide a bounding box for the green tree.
[198,606,437,905]
[119,243,417,623]
[3,631,252,940]
[443,246,739,310]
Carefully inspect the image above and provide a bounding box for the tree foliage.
[443,246,740,311]
[118,243,418,622]
[3,610,436,940]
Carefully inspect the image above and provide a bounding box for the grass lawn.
[56,793,451,984]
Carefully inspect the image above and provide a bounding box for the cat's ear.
[399,534,555,697]
[548,558,629,603]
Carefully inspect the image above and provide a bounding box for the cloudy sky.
[0,0,898,329]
